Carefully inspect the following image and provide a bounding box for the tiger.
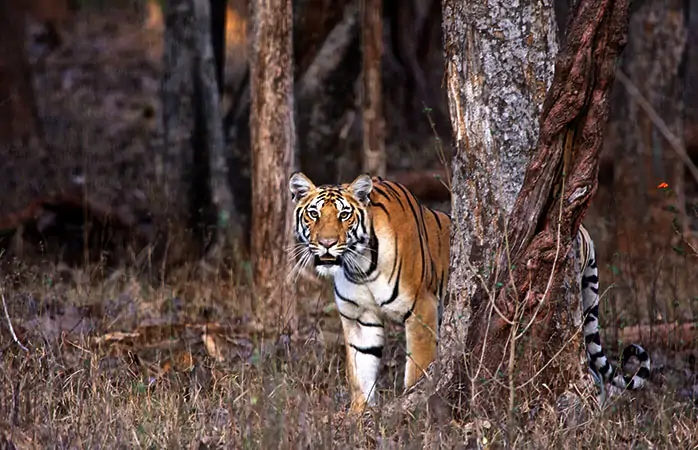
[287,172,650,412]
[289,172,451,413]
[576,225,651,393]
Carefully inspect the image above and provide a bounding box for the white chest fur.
[333,269,411,323]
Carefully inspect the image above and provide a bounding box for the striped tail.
[578,226,651,391]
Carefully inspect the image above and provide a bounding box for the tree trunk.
[192,0,240,258]
[296,1,361,185]
[360,0,385,177]
[434,0,629,429]
[160,0,197,223]
[0,0,40,143]
[160,0,240,257]
[223,1,360,245]
[249,0,297,332]
[209,0,228,93]
[685,1,698,150]
[601,0,694,335]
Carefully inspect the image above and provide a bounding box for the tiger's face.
[289,172,373,277]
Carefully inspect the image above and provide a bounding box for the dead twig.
[615,69,698,186]
[1,293,28,352]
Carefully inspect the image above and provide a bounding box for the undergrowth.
[0,259,696,449]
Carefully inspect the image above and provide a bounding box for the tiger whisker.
[345,247,372,266]
[286,248,313,284]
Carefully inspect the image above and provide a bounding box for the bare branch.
[615,69,698,186]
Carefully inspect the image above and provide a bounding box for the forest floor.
[1,258,697,449]
[1,2,697,449]
[0,257,697,448]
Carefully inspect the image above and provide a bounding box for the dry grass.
[0,257,696,449]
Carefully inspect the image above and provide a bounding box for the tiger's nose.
[318,237,338,249]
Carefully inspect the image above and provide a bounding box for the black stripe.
[338,311,384,328]
[583,304,598,318]
[381,182,407,211]
[334,286,358,306]
[391,182,429,286]
[356,208,367,236]
[583,313,596,326]
[428,207,442,229]
[589,351,605,360]
[403,299,417,322]
[350,344,383,358]
[295,207,303,232]
[623,345,650,362]
[346,229,380,283]
[636,367,650,379]
[582,274,599,285]
[380,262,402,306]
[372,185,392,201]
[371,201,390,217]
[585,332,601,345]
[358,320,383,328]
[598,362,612,377]
[366,228,379,276]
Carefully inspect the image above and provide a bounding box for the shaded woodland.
[0,0,697,447]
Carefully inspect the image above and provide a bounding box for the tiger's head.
[289,172,373,277]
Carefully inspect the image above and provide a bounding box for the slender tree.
[249,0,296,331]
[360,0,386,177]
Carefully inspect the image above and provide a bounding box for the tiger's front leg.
[338,311,385,413]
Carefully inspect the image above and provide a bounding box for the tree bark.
[360,0,385,177]
[440,0,558,388]
[0,0,40,143]
[249,0,296,332]
[436,0,629,426]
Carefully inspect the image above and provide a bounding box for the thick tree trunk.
[603,0,695,329]
[0,0,40,143]
[435,0,629,428]
[360,0,385,177]
[249,0,296,331]
[439,0,558,393]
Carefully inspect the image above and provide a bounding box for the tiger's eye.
[307,210,319,220]
[339,211,351,221]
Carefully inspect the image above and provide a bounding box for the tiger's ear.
[349,173,373,204]
[289,172,316,203]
